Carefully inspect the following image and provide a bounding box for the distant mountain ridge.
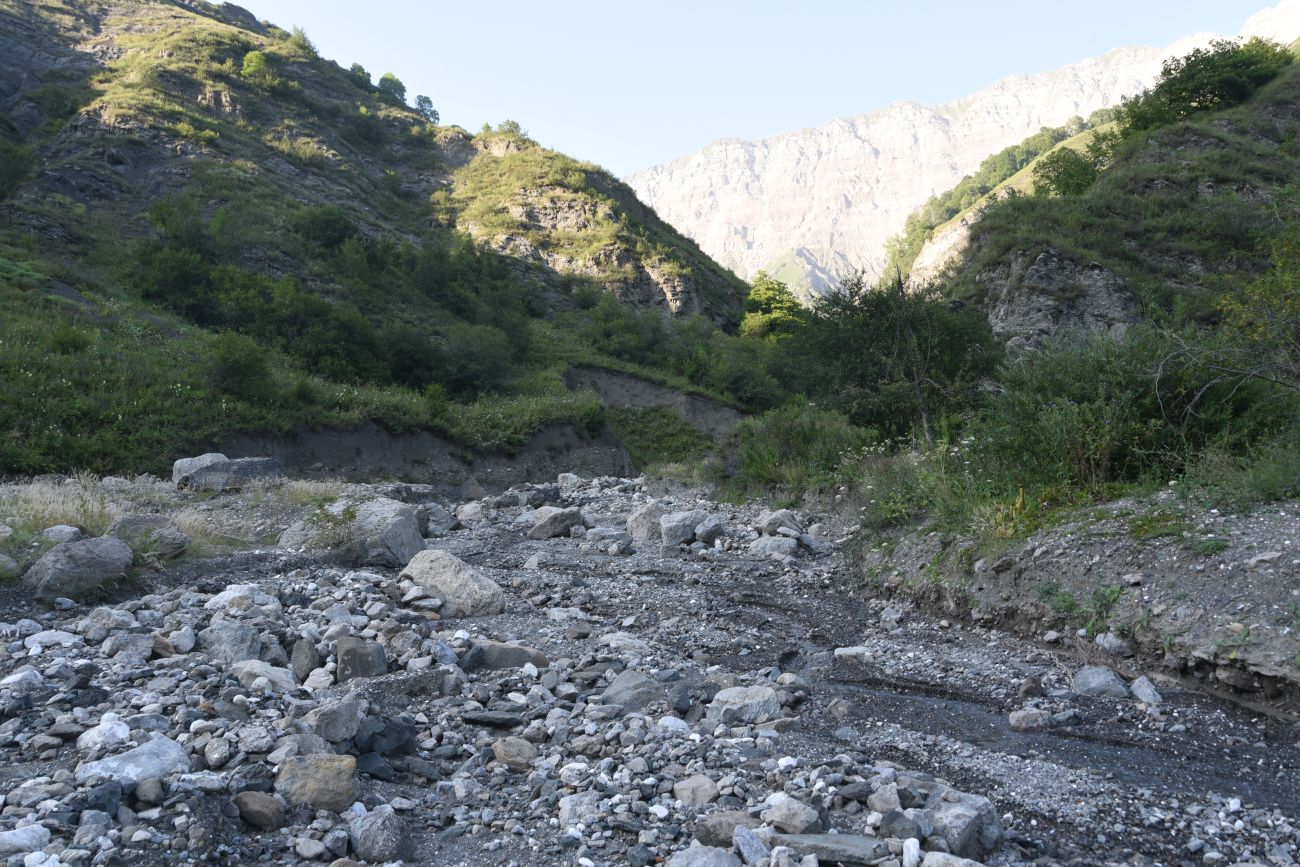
[627,1,1300,297]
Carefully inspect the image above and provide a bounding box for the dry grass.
[0,473,117,537]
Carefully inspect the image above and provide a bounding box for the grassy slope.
[946,64,1300,314]
[446,139,748,320]
[0,0,747,474]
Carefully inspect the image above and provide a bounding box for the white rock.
[76,713,130,753]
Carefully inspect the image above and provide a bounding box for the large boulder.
[932,792,1002,859]
[275,754,357,811]
[400,549,504,617]
[75,734,189,784]
[707,685,780,724]
[461,640,548,672]
[661,510,708,547]
[349,805,407,862]
[755,509,803,536]
[748,536,799,559]
[626,504,668,546]
[601,670,669,712]
[279,497,423,568]
[198,621,262,664]
[107,515,190,560]
[527,506,588,540]
[1074,666,1130,699]
[176,456,280,492]
[24,536,133,601]
[171,452,227,484]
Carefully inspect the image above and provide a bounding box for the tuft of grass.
[1128,508,1192,541]
[1192,538,1230,556]
[607,406,713,470]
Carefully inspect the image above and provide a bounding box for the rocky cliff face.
[627,2,1300,296]
[980,249,1139,352]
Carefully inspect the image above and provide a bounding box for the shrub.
[608,406,713,469]
[1120,38,1292,134]
[292,206,355,248]
[1032,148,1098,196]
[722,400,873,498]
[240,50,280,92]
[0,138,30,199]
[209,331,273,401]
[377,72,406,106]
[438,323,513,396]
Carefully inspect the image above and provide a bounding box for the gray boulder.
[350,805,407,862]
[661,509,708,547]
[0,554,19,580]
[527,506,588,540]
[1074,666,1130,699]
[707,685,780,724]
[626,504,668,546]
[176,456,280,491]
[198,621,261,664]
[601,669,669,712]
[42,524,82,543]
[107,515,190,560]
[933,791,1002,858]
[755,508,804,536]
[335,637,388,682]
[762,796,822,833]
[24,536,133,601]
[461,640,548,672]
[666,846,741,867]
[1129,675,1163,705]
[279,497,422,568]
[171,452,227,484]
[400,549,504,617]
[772,834,888,866]
[0,825,51,857]
[695,515,725,545]
[75,734,189,784]
[748,536,799,559]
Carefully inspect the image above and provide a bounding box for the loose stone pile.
[0,464,1294,866]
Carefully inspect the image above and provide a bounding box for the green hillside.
[0,0,750,473]
[944,40,1300,316]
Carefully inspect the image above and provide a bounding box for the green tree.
[784,272,1001,442]
[209,331,273,401]
[240,50,280,92]
[1032,148,1098,196]
[287,26,316,58]
[414,95,439,124]
[1120,38,1292,134]
[377,72,406,105]
[740,271,805,339]
[348,63,371,88]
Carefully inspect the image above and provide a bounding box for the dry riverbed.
[0,467,1295,867]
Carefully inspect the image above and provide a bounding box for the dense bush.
[1120,38,1292,134]
[292,206,355,248]
[779,274,1000,441]
[722,401,873,499]
[0,138,30,199]
[209,331,273,400]
[1032,148,1098,196]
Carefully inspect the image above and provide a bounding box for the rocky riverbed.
[0,466,1296,866]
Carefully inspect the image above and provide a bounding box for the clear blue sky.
[238,0,1272,176]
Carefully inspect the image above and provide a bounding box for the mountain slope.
[0,0,748,474]
[627,2,1300,295]
[937,49,1300,351]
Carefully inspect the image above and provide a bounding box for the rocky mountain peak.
[627,3,1300,297]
